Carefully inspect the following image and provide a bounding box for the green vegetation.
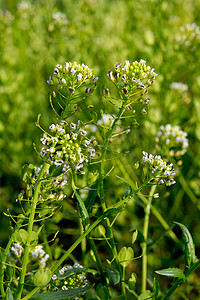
[0,0,200,299]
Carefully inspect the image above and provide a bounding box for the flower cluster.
[48,263,88,298]
[8,244,49,268]
[41,121,97,174]
[107,59,157,98]
[0,9,13,27]
[142,151,176,186]
[47,61,98,98]
[48,12,68,32]
[177,23,200,48]
[170,82,188,94]
[9,243,23,260]
[155,124,189,157]
[17,1,33,16]
[31,245,50,268]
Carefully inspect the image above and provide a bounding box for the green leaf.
[89,110,98,123]
[132,229,138,244]
[96,283,109,300]
[58,267,97,279]
[155,268,186,281]
[85,182,98,213]
[104,207,123,218]
[6,287,14,300]
[153,277,160,297]
[33,269,52,287]
[174,221,196,269]
[49,165,63,177]
[118,247,134,268]
[125,185,133,197]
[13,229,38,245]
[31,286,92,299]
[105,265,120,285]
[21,164,34,183]
[95,225,106,236]
[128,273,137,290]
[13,229,28,244]
[138,290,153,300]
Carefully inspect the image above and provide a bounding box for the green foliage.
[118,247,134,268]
[33,269,52,287]
[174,221,196,269]
[31,286,92,299]
[155,268,186,281]
[0,0,200,299]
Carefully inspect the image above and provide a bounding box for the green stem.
[99,100,127,300]
[51,213,106,273]
[162,259,200,300]
[71,178,104,275]
[179,173,199,207]
[15,163,47,300]
[0,219,24,299]
[141,184,157,293]
[21,287,40,300]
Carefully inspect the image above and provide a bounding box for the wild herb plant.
[1,59,200,300]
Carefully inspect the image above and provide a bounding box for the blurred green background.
[1,0,200,297]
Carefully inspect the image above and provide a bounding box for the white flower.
[61,78,66,84]
[54,160,64,167]
[77,73,82,81]
[80,129,87,136]
[71,68,76,76]
[52,275,57,280]
[49,124,56,131]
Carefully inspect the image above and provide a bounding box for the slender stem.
[179,173,199,206]
[15,163,47,300]
[51,214,106,273]
[99,100,127,300]
[71,176,104,275]
[141,184,157,293]
[162,259,200,300]
[21,287,40,300]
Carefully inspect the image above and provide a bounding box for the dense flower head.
[8,243,49,268]
[48,263,88,297]
[47,61,98,98]
[155,124,189,157]
[142,151,176,186]
[40,121,97,174]
[177,23,200,47]
[107,59,157,98]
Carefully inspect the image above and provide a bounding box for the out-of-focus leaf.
[153,277,160,297]
[174,221,196,269]
[132,229,138,244]
[105,265,120,285]
[33,269,52,287]
[96,283,109,300]
[6,287,14,300]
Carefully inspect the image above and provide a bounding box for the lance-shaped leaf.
[31,285,92,299]
[155,268,186,281]
[174,221,196,269]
